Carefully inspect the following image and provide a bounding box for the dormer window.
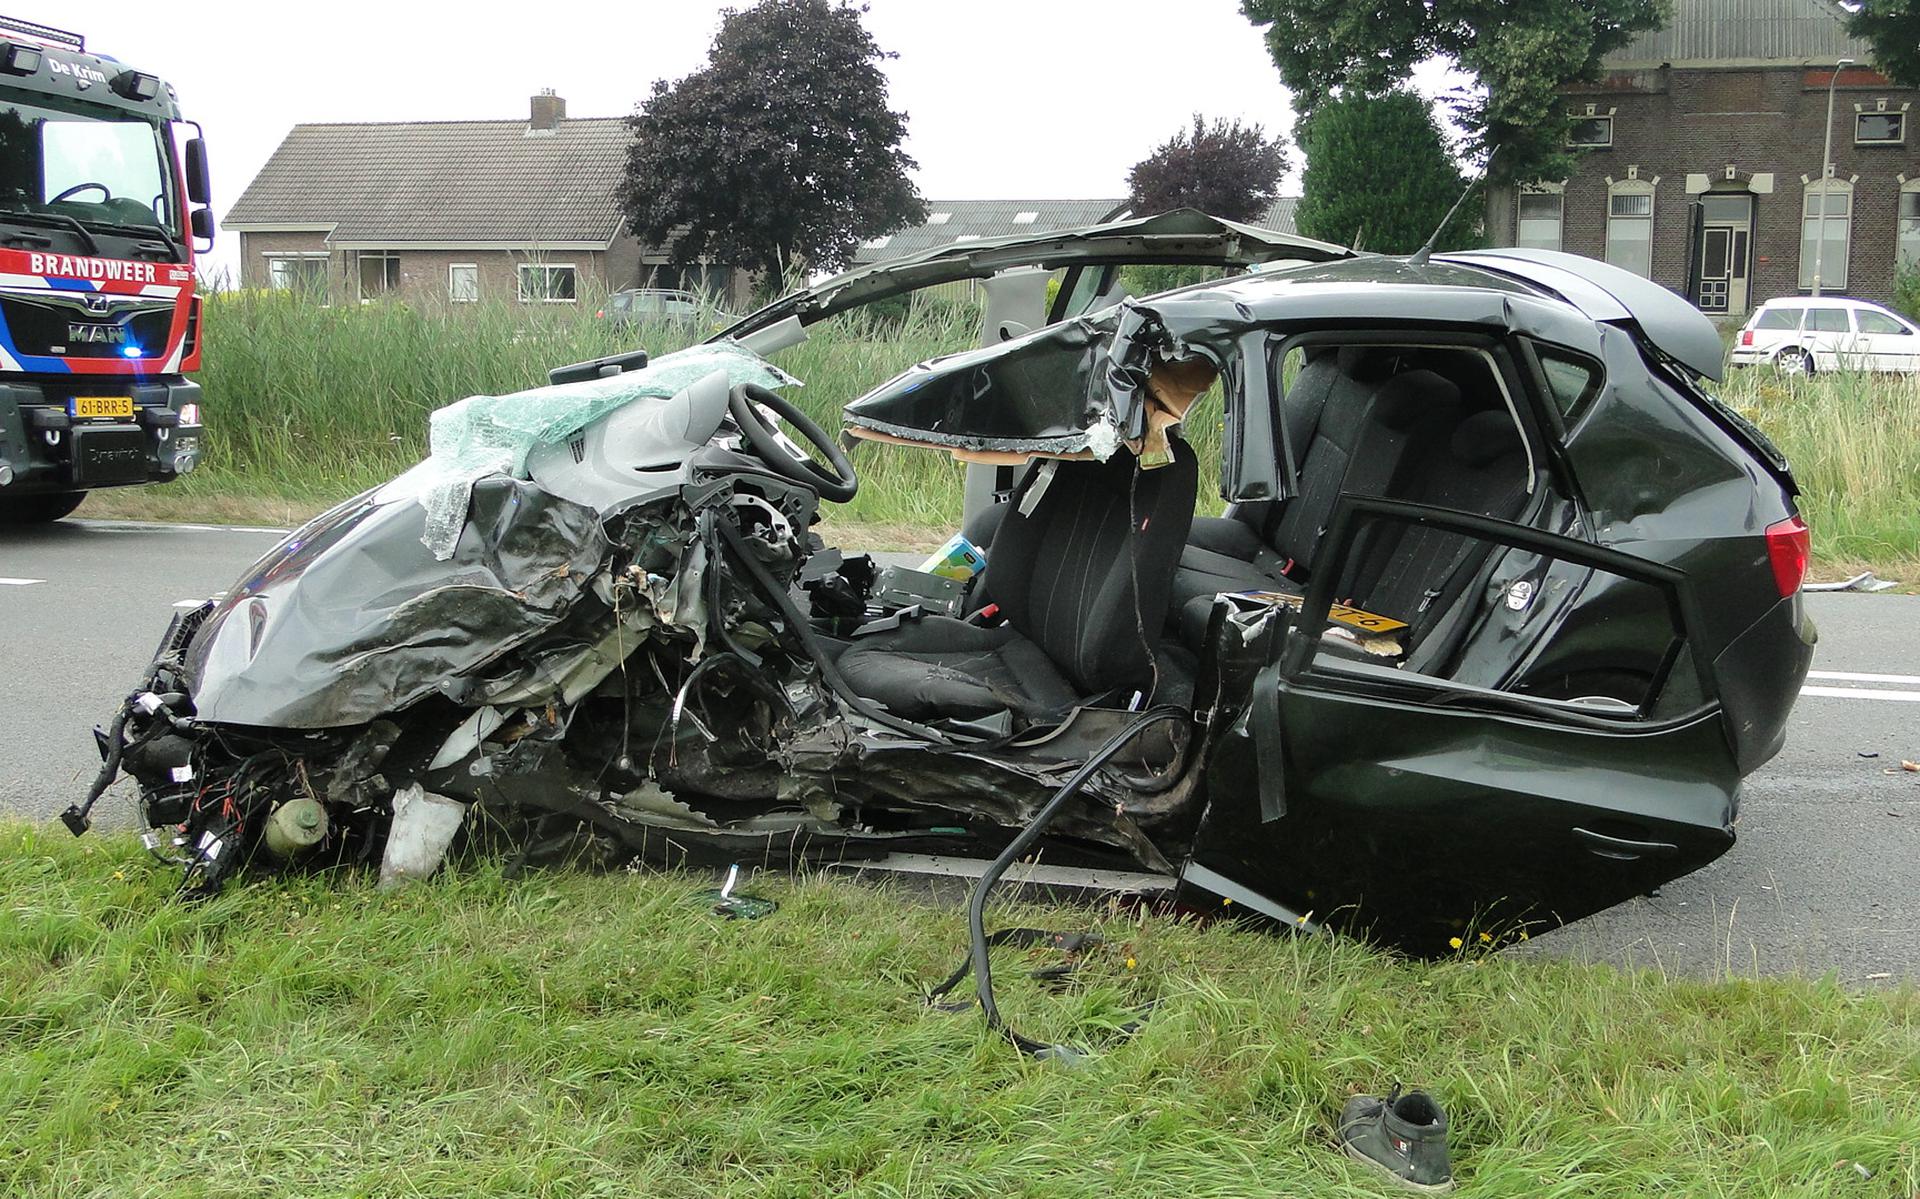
[1568,115,1613,147]
[1856,111,1905,145]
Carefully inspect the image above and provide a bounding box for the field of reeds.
[94,290,1918,576]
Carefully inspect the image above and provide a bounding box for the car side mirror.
[190,206,214,247]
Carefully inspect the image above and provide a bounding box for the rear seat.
[1169,355,1462,643]
[1335,408,1530,636]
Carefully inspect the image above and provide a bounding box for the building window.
[357,252,399,301]
[1568,116,1613,147]
[1899,182,1920,272]
[1516,188,1564,251]
[1799,180,1852,291]
[926,212,951,225]
[449,263,478,303]
[1605,185,1654,278]
[518,263,578,303]
[1856,112,1905,145]
[1013,211,1039,224]
[266,253,327,295]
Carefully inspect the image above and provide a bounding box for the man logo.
[68,323,130,345]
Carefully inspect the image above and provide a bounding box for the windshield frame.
[0,84,184,253]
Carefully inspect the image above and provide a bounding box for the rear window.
[1806,308,1850,332]
[1858,310,1907,335]
[1753,307,1803,330]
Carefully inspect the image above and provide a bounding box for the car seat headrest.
[1451,410,1524,467]
[1336,345,1394,381]
[1370,370,1462,431]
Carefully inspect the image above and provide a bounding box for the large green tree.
[1239,0,1664,184]
[1125,115,1287,223]
[620,0,925,279]
[1295,91,1473,252]
[1846,0,1920,87]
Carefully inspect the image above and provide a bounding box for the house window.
[357,252,399,301]
[266,253,327,295]
[1013,211,1039,224]
[1799,180,1852,290]
[1605,186,1654,278]
[926,212,951,225]
[1898,182,1920,272]
[1568,116,1613,147]
[1516,189,1564,251]
[518,263,578,303]
[449,263,478,303]
[1856,112,1905,145]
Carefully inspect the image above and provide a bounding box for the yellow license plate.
[70,396,135,420]
[1232,589,1410,634]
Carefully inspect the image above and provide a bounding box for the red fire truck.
[0,15,210,523]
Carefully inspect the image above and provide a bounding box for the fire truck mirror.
[184,138,211,206]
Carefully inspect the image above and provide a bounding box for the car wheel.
[0,491,86,524]
[1775,348,1815,376]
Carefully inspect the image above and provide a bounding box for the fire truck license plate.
[70,396,135,420]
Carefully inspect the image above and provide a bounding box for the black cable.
[950,703,1187,1059]
[62,696,136,835]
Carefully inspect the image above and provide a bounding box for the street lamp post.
[1811,56,1854,298]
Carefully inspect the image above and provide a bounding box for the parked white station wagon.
[1730,296,1920,374]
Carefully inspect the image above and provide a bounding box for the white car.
[1730,296,1920,374]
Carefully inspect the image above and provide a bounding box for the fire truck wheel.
[0,491,87,524]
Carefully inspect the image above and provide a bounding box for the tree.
[1845,0,1920,88]
[1239,0,1663,185]
[620,0,925,281]
[1295,91,1473,252]
[1125,115,1287,222]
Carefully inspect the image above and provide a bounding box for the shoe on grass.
[1337,1085,1454,1193]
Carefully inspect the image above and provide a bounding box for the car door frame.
[1182,493,1740,954]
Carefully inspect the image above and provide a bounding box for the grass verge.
[4,822,1917,1197]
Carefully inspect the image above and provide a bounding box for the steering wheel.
[52,182,110,204]
[727,382,858,502]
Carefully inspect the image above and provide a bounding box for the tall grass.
[1717,366,1920,573]
[178,294,1911,570]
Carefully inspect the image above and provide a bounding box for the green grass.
[3,822,1917,1197]
[1716,366,1920,578]
[115,293,1914,575]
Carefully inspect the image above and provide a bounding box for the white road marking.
[1807,670,1920,686]
[1800,686,1920,703]
[0,577,44,586]
[72,520,288,535]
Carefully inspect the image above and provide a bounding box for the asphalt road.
[3,519,1916,982]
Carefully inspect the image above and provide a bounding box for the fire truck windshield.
[0,94,180,255]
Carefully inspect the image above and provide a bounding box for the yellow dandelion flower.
[1449,936,1463,949]
[1125,957,1137,970]
[1479,932,1492,943]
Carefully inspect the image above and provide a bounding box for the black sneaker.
[1337,1085,1454,1193]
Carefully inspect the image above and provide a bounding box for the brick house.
[224,92,742,307]
[1490,0,1920,318]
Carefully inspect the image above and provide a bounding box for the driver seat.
[839,438,1198,723]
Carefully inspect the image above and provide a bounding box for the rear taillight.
[1739,329,1753,346]
[1765,515,1810,596]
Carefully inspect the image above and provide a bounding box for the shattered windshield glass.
[415,342,797,556]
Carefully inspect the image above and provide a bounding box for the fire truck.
[0,15,209,523]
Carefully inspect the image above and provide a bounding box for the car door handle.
[1573,827,1678,860]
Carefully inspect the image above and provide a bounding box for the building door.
[1694,194,1753,315]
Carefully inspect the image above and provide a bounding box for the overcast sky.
[21,0,1460,279]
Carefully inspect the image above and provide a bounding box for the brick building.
[224,92,741,307]
[1490,0,1920,318]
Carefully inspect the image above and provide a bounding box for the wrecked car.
[71,210,1816,957]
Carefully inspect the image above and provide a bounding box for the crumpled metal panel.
[186,477,611,729]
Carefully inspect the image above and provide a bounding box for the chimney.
[529,90,565,132]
